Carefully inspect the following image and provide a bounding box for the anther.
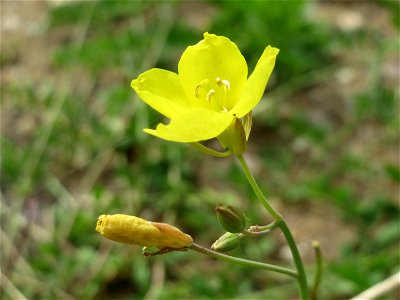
[215,77,222,84]
[195,79,210,99]
[207,89,215,101]
[195,85,201,98]
[221,79,231,91]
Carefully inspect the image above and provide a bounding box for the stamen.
[215,77,222,84]
[221,79,231,91]
[207,89,215,101]
[195,79,210,99]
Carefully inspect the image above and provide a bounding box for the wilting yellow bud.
[96,214,193,249]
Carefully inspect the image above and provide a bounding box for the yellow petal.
[178,33,247,110]
[231,46,279,117]
[131,68,190,119]
[96,214,160,246]
[144,109,235,142]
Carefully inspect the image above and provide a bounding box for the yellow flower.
[96,214,193,249]
[131,33,279,153]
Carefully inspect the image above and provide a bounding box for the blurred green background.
[1,0,399,299]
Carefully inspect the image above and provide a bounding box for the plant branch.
[311,241,323,300]
[243,222,279,236]
[190,243,297,278]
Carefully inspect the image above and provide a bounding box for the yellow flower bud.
[96,214,193,249]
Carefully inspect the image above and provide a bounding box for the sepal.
[217,117,247,155]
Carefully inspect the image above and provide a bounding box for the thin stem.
[278,221,309,300]
[190,142,232,158]
[243,222,279,236]
[236,155,281,220]
[236,154,310,300]
[190,243,297,278]
[242,229,273,236]
[311,241,323,300]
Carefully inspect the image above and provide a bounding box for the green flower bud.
[211,232,241,252]
[215,204,246,233]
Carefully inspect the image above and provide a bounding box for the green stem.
[311,241,323,300]
[236,155,281,220]
[278,220,309,299]
[190,243,297,278]
[243,222,279,236]
[236,154,310,300]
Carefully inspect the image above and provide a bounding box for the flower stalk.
[243,222,278,236]
[236,154,310,299]
[190,243,297,278]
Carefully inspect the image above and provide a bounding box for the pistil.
[194,77,232,111]
[207,89,215,101]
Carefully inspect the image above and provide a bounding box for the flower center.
[195,77,231,111]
